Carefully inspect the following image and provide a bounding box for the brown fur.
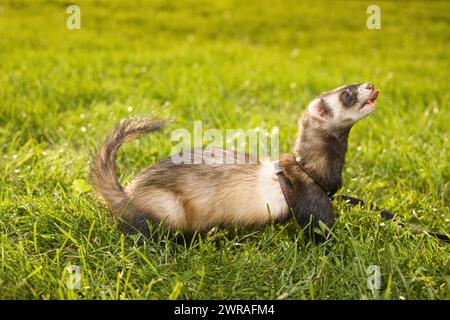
[90,117,170,233]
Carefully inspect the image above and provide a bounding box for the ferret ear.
[308,98,332,120]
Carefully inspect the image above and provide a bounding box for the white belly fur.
[255,161,290,222]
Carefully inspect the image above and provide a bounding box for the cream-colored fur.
[124,157,289,233]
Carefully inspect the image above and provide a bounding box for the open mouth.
[359,89,379,112]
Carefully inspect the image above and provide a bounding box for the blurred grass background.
[0,0,449,299]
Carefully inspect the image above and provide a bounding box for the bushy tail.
[91,117,168,217]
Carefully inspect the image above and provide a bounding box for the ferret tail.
[91,117,169,219]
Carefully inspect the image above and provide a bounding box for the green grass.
[0,0,449,299]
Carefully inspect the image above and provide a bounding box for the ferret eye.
[342,92,351,101]
[340,91,354,107]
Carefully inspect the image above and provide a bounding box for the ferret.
[91,83,379,239]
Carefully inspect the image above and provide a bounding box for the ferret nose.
[366,83,374,90]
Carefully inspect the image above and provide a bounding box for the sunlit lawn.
[0,0,448,299]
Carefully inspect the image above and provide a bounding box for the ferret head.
[307,83,379,129]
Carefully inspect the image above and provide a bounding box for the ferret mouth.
[359,90,379,112]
